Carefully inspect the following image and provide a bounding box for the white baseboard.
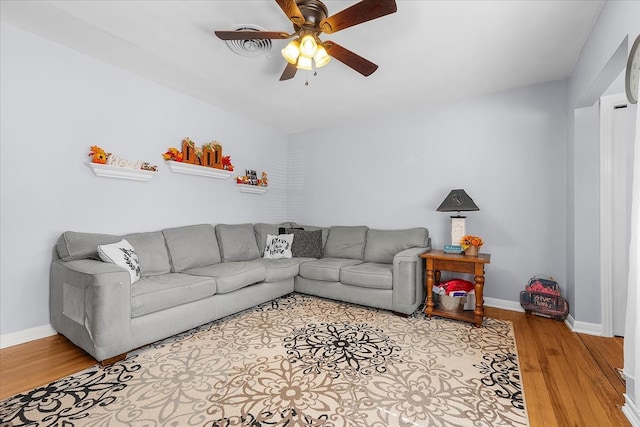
[623,394,640,427]
[0,324,57,349]
[565,313,603,336]
[484,297,525,312]
[485,299,605,337]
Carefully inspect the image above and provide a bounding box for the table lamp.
[437,189,479,246]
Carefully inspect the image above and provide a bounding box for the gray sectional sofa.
[50,222,430,363]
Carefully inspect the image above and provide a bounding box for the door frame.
[599,93,628,337]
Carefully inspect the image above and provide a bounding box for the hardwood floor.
[0,308,630,426]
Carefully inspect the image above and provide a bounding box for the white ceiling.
[1,0,605,134]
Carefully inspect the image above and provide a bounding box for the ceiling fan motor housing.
[295,0,328,30]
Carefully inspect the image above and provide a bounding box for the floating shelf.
[236,184,267,194]
[88,163,157,181]
[164,161,232,179]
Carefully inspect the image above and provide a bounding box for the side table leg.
[425,269,435,318]
[473,274,485,327]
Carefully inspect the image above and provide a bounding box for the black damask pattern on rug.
[0,360,140,427]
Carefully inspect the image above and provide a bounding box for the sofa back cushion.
[254,223,279,255]
[56,231,122,261]
[124,231,171,276]
[253,223,295,255]
[162,224,221,272]
[364,228,428,264]
[216,223,261,262]
[323,226,369,260]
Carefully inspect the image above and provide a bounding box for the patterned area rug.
[0,293,528,426]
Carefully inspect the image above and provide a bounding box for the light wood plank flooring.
[0,307,629,426]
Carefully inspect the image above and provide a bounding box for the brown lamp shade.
[437,189,479,214]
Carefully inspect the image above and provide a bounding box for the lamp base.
[451,216,466,246]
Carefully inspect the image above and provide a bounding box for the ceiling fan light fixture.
[299,34,317,58]
[296,55,313,70]
[281,39,300,64]
[314,44,331,68]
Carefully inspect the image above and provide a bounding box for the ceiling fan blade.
[214,30,289,40]
[279,62,298,81]
[275,0,305,27]
[324,41,378,76]
[320,0,397,34]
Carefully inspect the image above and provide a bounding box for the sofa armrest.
[391,247,430,314]
[50,259,133,361]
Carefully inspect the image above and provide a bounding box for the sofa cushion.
[364,228,428,264]
[288,229,323,258]
[97,239,141,284]
[263,234,294,259]
[125,231,171,276]
[256,258,310,282]
[340,262,393,290]
[298,258,363,282]
[323,226,369,260]
[216,224,261,262]
[131,273,217,318]
[56,231,122,261]
[162,224,221,272]
[184,261,265,294]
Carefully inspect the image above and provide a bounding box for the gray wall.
[289,79,568,305]
[564,0,639,407]
[0,23,290,335]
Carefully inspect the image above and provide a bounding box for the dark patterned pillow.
[287,229,323,258]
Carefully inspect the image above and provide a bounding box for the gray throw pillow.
[287,228,323,258]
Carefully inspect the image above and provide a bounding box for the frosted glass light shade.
[314,45,331,68]
[281,40,300,64]
[296,56,313,70]
[299,34,317,58]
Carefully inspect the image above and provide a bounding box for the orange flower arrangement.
[460,235,484,250]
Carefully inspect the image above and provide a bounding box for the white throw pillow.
[263,234,294,259]
[97,239,141,284]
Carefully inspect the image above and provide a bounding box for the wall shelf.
[88,163,157,181]
[164,161,232,179]
[236,184,267,194]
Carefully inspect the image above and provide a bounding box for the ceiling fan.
[214,0,397,81]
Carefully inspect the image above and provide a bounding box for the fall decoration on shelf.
[222,156,234,171]
[236,170,268,187]
[89,146,157,171]
[89,145,110,164]
[162,147,183,162]
[164,138,232,170]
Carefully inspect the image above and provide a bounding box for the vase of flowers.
[461,235,483,256]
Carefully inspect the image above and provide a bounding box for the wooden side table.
[419,250,491,327]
